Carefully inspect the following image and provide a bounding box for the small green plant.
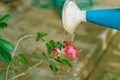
[0,14,79,80]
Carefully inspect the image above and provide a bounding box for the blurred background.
[0,0,120,80]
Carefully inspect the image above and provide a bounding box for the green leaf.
[0,14,11,22]
[49,60,59,73]
[55,57,62,63]
[56,42,64,50]
[46,43,53,55]
[0,74,3,80]
[0,22,7,29]
[18,53,29,66]
[55,57,72,67]
[0,38,14,53]
[49,40,63,50]
[0,51,11,64]
[0,38,14,64]
[36,32,47,41]
[32,52,40,60]
[50,64,59,73]
[41,52,48,60]
[49,40,56,47]
[61,59,72,68]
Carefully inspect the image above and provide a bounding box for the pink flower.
[63,41,78,60]
[53,48,61,53]
[53,41,78,60]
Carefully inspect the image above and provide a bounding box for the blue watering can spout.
[86,9,120,30]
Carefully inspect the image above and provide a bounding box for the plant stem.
[6,34,35,80]
[5,65,10,80]
[12,35,35,57]
[10,60,43,80]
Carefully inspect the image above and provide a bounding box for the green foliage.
[49,61,59,73]
[49,40,63,49]
[55,57,72,68]
[61,59,72,67]
[18,53,29,66]
[46,40,64,57]
[42,52,48,60]
[0,14,75,79]
[42,48,59,72]
[42,52,59,72]
[46,42,53,56]
[36,32,47,41]
[0,39,14,53]
[0,14,13,64]
[0,22,7,29]
[46,40,64,55]
[0,38,14,64]
[0,14,11,22]
[0,74,3,80]
[0,14,11,29]
[32,52,40,60]
[41,40,73,73]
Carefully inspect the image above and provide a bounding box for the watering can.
[62,0,120,33]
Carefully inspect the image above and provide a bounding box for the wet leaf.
[49,60,59,73]
[49,40,63,48]
[36,32,47,41]
[56,42,64,50]
[49,40,56,47]
[46,40,64,55]
[61,59,72,67]
[32,52,40,60]
[55,57,72,67]
[50,40,63,50]
[0,74,3,80]
[18,53,29,66]
[0,14,11,22]
[55,57,62,63]
[50,64,59,73]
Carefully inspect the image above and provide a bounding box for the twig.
[12,35,35,57]
[6,65,10,80]
[6,34,35,80]
[10,60,43,80]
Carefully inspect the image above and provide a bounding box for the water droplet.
[74,73,77,76]
[76,67,80,72]
[70,33,75,42]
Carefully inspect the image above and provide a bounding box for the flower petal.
[63,41,71,47]
[64,41,78,60]
[53,48,61,53]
